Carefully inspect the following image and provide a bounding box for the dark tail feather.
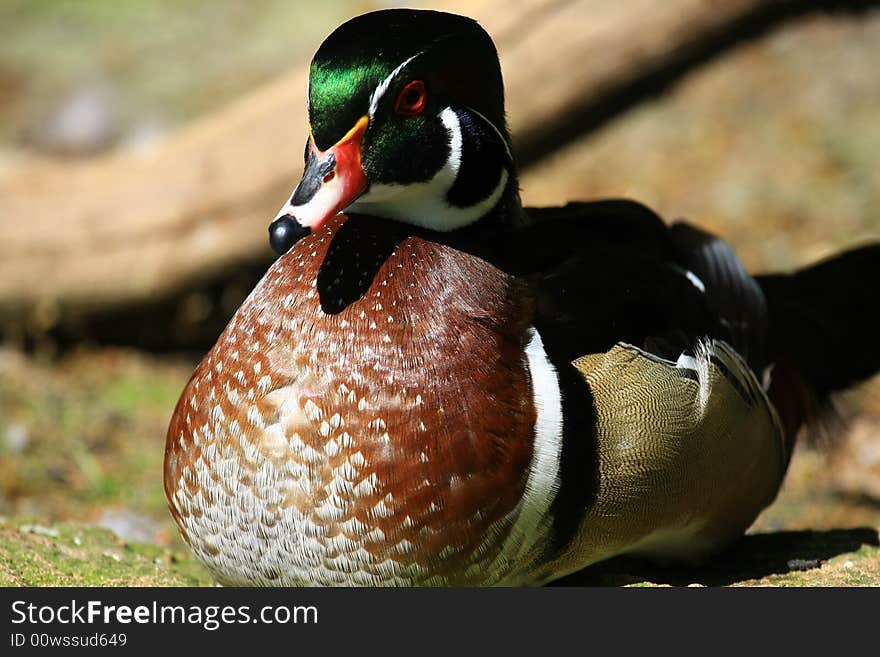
[757,243,880,445]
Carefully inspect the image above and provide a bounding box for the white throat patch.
[347,107,509,231]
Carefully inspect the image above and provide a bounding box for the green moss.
[0,517,213,586]
[101,372,184,416]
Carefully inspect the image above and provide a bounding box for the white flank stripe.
[494,327,563,581]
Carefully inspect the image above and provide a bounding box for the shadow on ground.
[555,528,880,586]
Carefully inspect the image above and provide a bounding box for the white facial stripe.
[494,327,563,582]
[347,107,509,231]
[684,270,706,293]
[369,52,422,117]
[446,105,463,176]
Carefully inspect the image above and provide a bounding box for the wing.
[505,201,783,572]
[514,199,768,371]
[532,339,786,581]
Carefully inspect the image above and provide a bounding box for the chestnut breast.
[164,215,540,585]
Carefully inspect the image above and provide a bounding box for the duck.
[164,8,880,586]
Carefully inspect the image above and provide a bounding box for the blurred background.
[1,0,879,584]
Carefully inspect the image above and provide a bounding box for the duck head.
[269,9,517,254]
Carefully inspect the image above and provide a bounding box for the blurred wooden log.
[0,0,797,328]
[0,69,309,325]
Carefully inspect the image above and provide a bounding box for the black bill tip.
[269,214,311,255]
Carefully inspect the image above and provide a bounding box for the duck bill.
[274,115,369,234]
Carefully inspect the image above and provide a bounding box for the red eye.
[395,80,426,116]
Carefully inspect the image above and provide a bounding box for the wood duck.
[164,9,880,586]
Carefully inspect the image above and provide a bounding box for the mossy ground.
[0,518,212,586]
[0,348,188,548]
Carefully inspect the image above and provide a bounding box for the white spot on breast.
[300,444,324,466]
[246,406,265,429]
[303,399,323,421]
[257,375,273,394]
[324,438,341,457]
[210,405,225,424]
[353,473,379,497]
[225,385,240,406]
[340,517,368,536]
[339,460,360,481]
[371,499,394,519]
